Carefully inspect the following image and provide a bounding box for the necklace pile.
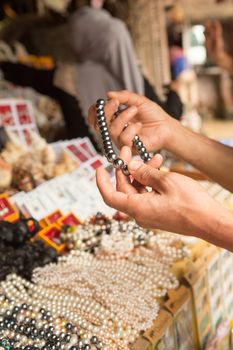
[0,209,190,350]
[0,277,103,350]
[95,99,151,175]
[31,250,179,349]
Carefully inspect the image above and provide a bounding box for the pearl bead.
[113,158,124,169]
[107,152,117,163]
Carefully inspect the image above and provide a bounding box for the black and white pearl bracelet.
[96,99,152,175]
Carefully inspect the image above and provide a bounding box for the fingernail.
[128,160,143,171]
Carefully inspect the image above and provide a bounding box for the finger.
[107,90,148,107]
[116,146,140,194]
[117,122,142,148]
[116,146,137,192]
[116,147,149,194]
[114,211,129,220]
[116,146,135,194]
[96,167,129,213]
[148,153,163,169]
[109,105,138,136]
[87,104,98,130]
[131,179,148,194]
[132,153,164,194]
[128,160,166,192]
[103,98,119,124]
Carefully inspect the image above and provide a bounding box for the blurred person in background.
[62,0,183,121]
[168,24,199,109]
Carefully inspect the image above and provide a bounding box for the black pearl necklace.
[0,302,101,350]
[96,99,152,175]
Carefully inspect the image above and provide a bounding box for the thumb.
[128,160,166,192]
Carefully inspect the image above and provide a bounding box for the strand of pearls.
[33,251,179,339]
[61,217,155,253]
[0,281,103,349]
[95,99,152,175]
[1,276,108,350]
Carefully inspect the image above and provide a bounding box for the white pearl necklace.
[32,250,179,345]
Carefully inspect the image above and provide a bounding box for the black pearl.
[96,99,105,105]
[113,158,124,169]
[13,306,20,313]
[141,152,150,161]
[48,326,54,332]
[10,320,16,329]
[100,126,108,133]
[24,326,31,335]
[39,329,45,338]
[69,347,78,350]
[104,148,113,155]
[30,319,36,325]
[19,325,24,333]
[122,165,130,176]
[96,105,104,113]
[90,336,98,345]
[97,116,105,123]
[101,131,110,139]
[64,334,71,342]
[139,146,146,154]
[107,152,117,163]
[40,308,46,314]
[133,134,140,142]
[46,331,52,339]
[32,328,38,336]
[103,140,112,146]
[50,334,57,341]
[99,120,107,128]
[104,144,113,152]
[97,110,104,116]
[134,140,143,149]
[22,304,28,309]
[103,135,111,142]
[83,345,91,350]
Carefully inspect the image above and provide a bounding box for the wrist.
[163,116,186,153]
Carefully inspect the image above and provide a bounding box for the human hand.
[205,20,233,73]
[88,90,179,153]
[96,146,223,238]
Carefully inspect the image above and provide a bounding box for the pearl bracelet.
[96,99,152,175]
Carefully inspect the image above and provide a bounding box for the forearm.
[197,206,233,251]
[166,119,233,192]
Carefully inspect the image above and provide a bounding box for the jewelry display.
[95,99,151,175]
[0,281,103,350]
[31,249,179,348]
[60,214,154,253]
[61,214,190,262]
